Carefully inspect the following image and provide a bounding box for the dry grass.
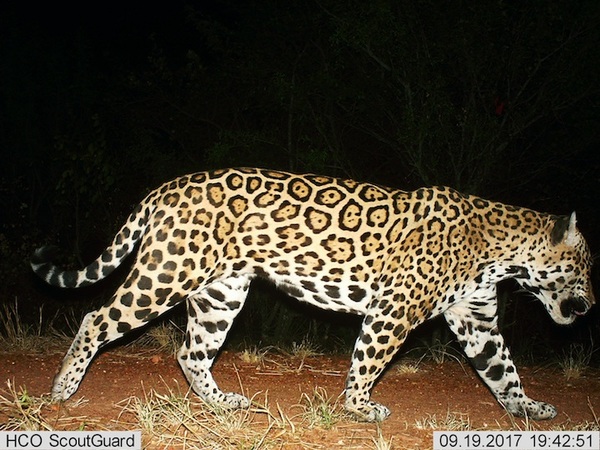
[1,305,597,449]
[0,380,94,431]
[2,375,598,449]
[288,338,323,360]
[418,339,467,368]
[414,410,472,431]
[394,357,425,375]
[557,343,594,380]
[0,299,71,353]
[237,339,325,374]
[296,387,345,430]
[0,380,54,431]
[238,345,274,366]
[549,399,599,432]
[371,426,394,450]
[126,321,184,356]
[116,380,298,449]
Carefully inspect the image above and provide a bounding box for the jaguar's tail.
[31,193,158,288]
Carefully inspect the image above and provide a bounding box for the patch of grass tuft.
[415,410,472,430]
[418,338,465,365]
[238,345,273,366]
[557,343,593,380]
[127,321,183,356]
[0,299,70,352]
[371,426,394,450]
[0,380,54,431]
[288,337,323,359]
[117,380,291,448]
[395,356,425,375]
[297,387,344,430]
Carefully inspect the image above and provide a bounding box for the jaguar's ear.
[551,212,577,246]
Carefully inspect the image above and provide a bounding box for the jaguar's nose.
[560,296,590,318]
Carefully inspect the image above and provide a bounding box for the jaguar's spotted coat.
[32,168,595,422]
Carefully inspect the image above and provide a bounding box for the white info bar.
[434,430,599,450]
[0,431,141,450]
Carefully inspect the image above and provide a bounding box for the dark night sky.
[2,2,190,66]
[2,1,599,230]
[2,1,599,217]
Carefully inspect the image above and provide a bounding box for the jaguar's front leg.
[444,303,557,420]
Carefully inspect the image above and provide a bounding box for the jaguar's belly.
[268,272,373,314]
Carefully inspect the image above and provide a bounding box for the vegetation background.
[1,0,599,361]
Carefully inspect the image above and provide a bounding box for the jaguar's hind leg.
[177,274,252,409]
[52,276,187,401]
[52,310,103,401]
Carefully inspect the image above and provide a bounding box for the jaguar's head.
[520,212,595,325]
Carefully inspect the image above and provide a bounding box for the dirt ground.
[2,348,599,449]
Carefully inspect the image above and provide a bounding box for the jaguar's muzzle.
[560,296,590,319]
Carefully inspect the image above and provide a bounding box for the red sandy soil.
[2,348,599,449]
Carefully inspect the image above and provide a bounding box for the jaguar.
[31,167,595,422]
